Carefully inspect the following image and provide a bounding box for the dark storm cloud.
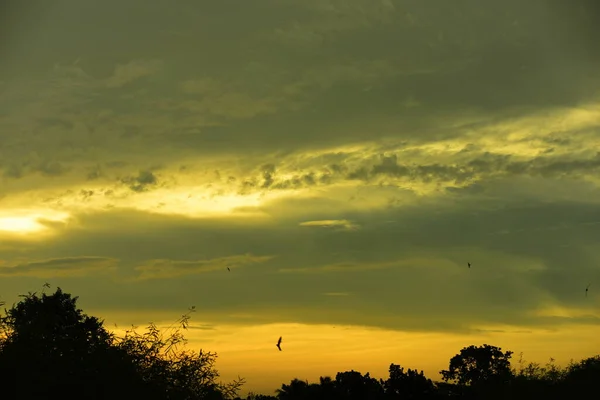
[2,0,599,170]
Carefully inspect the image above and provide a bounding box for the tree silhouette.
[318,376,336,399]
[0,287,134,399]
[244,393,278,400]
[334,370,385,400]
[440,344,514,399]
[245,344,600,400]
[276,378,312,399]
[562,355,600,397]
[0,286,244,400]
[440,344,513,387]
[381,363,436,399]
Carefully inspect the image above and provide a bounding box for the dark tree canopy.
[334,370,384,400]
[275,378,314,400]
[440,344,514,386]
[0,288,132,399]
[562,355,600,396]
[382,363,436,399]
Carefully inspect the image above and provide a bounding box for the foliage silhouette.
[439,344,514,399]
[561,355,600,397]
[243,394,278,400]
[334,370,384,399]
[275,378,315,399]
[440,344,513,386]
[381,363,436,399]
[0,286,244,400]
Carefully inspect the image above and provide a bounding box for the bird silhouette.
[276,336,282,351]
[227,267,230,271]
[468,262,471,268]
[585,284,590,297]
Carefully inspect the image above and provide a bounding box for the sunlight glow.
[96,317,600,396]
[128,186,310,218]
[0,210,70,235]
[0,217,41,233]
[132,188,265,217]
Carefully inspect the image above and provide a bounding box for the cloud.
[0,194,599,335]
[133,253,275,280]
[0,257,118,278]
[278,257,454,275]
[272,0,398,46]
[299,219,360,231]
[187,323,216,331]
[0,0,599,343]
[105,59,163,88]
[120,169,160,192]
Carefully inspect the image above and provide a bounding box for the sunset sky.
[1,0,600,395]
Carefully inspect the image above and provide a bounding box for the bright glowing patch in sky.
[132,189,266,217]
[0,210,70,234]
[123,185,312,218]
[0,217,41,233]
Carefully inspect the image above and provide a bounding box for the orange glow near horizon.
[96,312,600,396]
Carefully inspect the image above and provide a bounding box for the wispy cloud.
[187,323,216,331]
[0,256,118,278]
[134,253,275,280]
[299,219,360,231]
[279,260,400,274]
[105,59,163,88]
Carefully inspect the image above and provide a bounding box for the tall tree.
[440,344,513,387]
[0,287,244,400]
[440,344,513,400]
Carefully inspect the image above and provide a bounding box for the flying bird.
[467,262,471,268]
[227,267,230,271]
[585,284,590,297]
[276,336,282,351]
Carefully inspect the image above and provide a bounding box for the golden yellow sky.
[1,0,600,396]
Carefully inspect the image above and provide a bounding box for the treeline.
[245,349,599,399]
[0,287,597,400]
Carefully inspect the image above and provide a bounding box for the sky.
[1,0,600,395]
